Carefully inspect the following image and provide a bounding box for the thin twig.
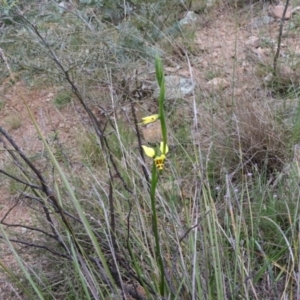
[108,172,116,245]
[1,222,57,240]
[0,235,70,259]
[0,169,42,190]
[130,97,150,185]
[0,126,70,252]
[0,202,19,223]
[273,0,290,76]
[23,18,133,196]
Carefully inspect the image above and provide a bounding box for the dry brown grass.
[232,99,288,173]
[195,89,290,181]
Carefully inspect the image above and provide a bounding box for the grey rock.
[272,5,292,19]
[245,36,261,48]
[250,16,275,29]
[179,11,198,26]
[153,76,196,100]
[207,78,229,90]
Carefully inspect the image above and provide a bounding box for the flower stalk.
[140,56,169,296]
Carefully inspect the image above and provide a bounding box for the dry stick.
[1,127,117,284]
[0,169,42,190]
[0,235,70,259]
[0,126,81,258]
[0,62,119,300]
[0,202,20,223]
[0,137,38,186]
[121,97,162,298]
[273,0,290,76]
[50,0,94,31]
[0,50,68,249]
[25,20,133,195]
[103,136,133,194]
[19,20,134,287]
[19,16,138,295]
[20,192,84,224]
[10,13,148,296]
[179,208,209,244]
[0,127,115,291]
[130,98,150,185]
[0,128,60,233]
[108,170,116,245]
[77,253,100,300]
[1,222,57,240]
[0,102,119,283]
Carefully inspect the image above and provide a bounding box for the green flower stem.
[155,56,167,154]
[155,55,164,88]
[159,80,167,151]
[145,55,167,296]
[149,162,165,296]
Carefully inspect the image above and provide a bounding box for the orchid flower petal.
[142,145,155,158]
[159,142,169,155]
[141,114,159,125]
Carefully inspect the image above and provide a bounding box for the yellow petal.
[159,142,169,155]
[141,114,159,125]
[154,155,166,170]
[142,145,155,158]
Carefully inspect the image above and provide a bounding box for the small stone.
[179,11,198,26]
[262,15,274,24]
[294,144,300,163]
[245,36,261,48]
[295,45,300,55]
[195,38,206,51]
[272,5,293,19]
[250,47,268,63]
[264,73,274,83]
[291,6,300,14]
[234,88,244,97]
[207,78,229,90]
[179,78,196,95]
[164,66,180,73]
[212,52,218,58]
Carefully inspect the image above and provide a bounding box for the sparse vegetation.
[0,1,300,300]
[79,130,104,166]
[6,114,22,130]
[53,91,73,110]
[0,99,5,110]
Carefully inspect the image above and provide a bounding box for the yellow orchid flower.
[154,154,166,170]
[140,114,159,125]
[142,142,169,170]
